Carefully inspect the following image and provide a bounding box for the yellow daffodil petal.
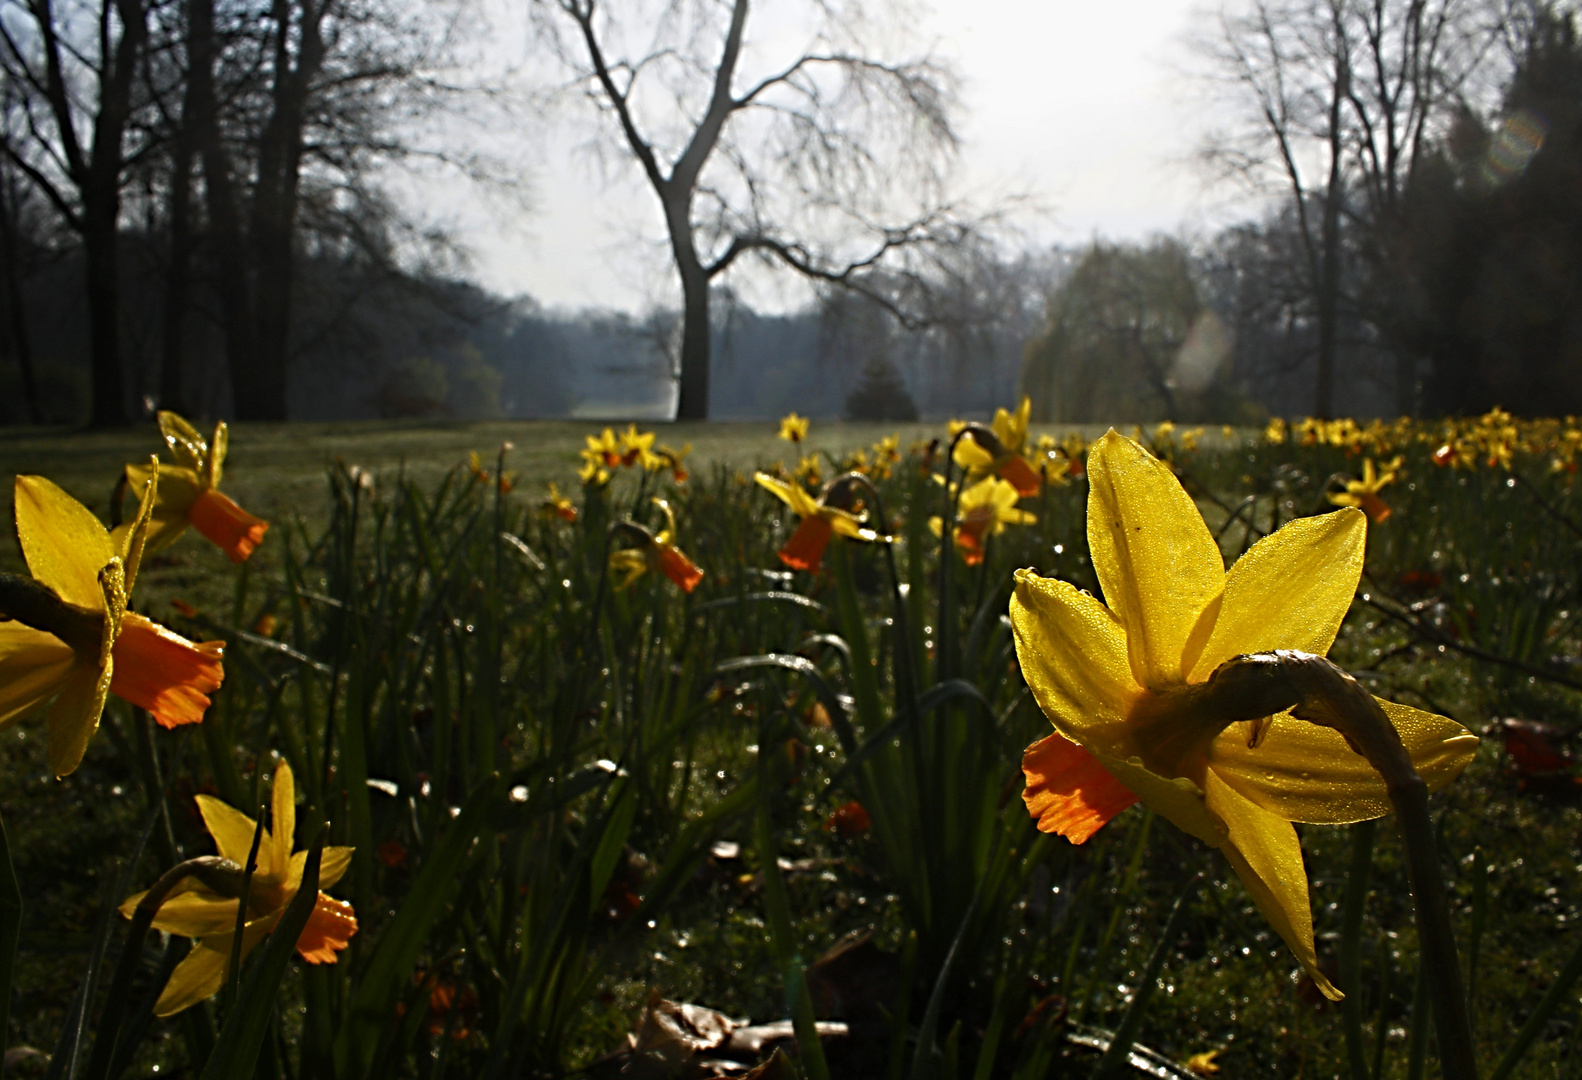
[197,794,265,866]
[15,476,115,612]
[155,943,231,1017]
[288,846,355,892]
[116,460,160,592]
[1009,571,1142,744]
[828,510,871,540]
[270,763,296,881]
[1205,702,1478,824]
[114,464,202,557]
[952,439,995,471]
[154,917,273,1016]
[0,622,75,727]
[208,421,227,488]
[137,889,241,938]
[46,659,112,778]
[158,411,208,473]
[1085,432,1224,688]
[1188,509,1366,682]
[1203,770,1340,1000]
[1095,752,1223,847]
[755,472,829,520]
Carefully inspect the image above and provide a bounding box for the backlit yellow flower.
[755,474,882,572]
[779,413,810,444]
[1010,431,1477,999]
[929,476,1035,565]
[609,499,704,593]
[653,443,692,483]
[618,424,659,468]
[468,450,516,494]
[120,762,356,1016]
[0,474,224,776]
[117,412,268,563]
[541,483,577,522]
[953,397,1042,495]
[584,428,622,470]
[1328,457,1402,523]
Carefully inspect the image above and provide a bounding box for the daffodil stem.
[83,856,239,1080]
[0,571,102,656]
[1340,819,1378,1080]
[1202,652,1477,1080]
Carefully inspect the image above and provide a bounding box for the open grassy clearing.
[3,415,1581,1079]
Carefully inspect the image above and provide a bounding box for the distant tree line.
[4,0,1580,425]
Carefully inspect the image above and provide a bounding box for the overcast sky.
[450,0,1236,313]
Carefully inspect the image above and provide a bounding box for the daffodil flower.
[953,397,1043,496]
[779,412,809,444]
[116,412,269,563]
[929,476,1035,565]
[468,450,517,494]
[618,424,660,468]
[0,474,224,776]
[1010,431,1477,999]
[609,499,704,592]
[1328,457,1403,523]
[541,483,578,522]
[754,473,882,572]
[585,428,622,470]
[653,443,692,483]
[120,762,356,1016]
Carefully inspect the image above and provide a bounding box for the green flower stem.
[1191,651,1477,1080]
[1341,819,1378,1080]
[82,855,241,1080]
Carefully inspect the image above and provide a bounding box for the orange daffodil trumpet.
[930,476,1035,565]
[952,397,1043,496]
[120,762,356,1016]
[1010,431,1477,999]
[609,499,704,593]
[0,472,225,776]
[1328,457,1403,523]
[117,412,269,563]
[754,473,885,572]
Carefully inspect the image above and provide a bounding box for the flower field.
[3,409,1582,1079]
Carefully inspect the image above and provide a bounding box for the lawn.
[2,413,1580,1080]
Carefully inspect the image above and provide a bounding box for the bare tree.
[1198,0,1504,416]
[0,0,154,425]
[535,0,969,420]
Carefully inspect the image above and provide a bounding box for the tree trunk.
[83,193,127,426]
[0,173,42,423]
[160,135,194,415]
[675,263,711,420]
[237,0,326,422]
[188,0,258,418]
[1314,49,1348,421]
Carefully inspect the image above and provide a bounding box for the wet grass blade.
[1488,926,1582,1080]
[0,814,18,1078]
[337,774,496,1077]
[1089,874,1200,1080]
[198,826,326,1080]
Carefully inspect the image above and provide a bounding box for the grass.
[2,415,1582,1079]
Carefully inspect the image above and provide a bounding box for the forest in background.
[4,0,1582,426]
